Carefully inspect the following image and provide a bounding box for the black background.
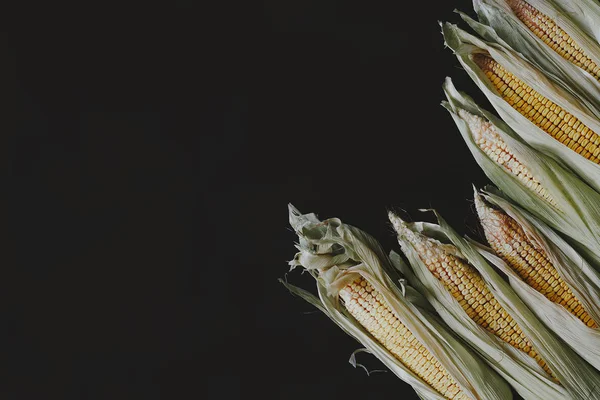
[12,0,502,399]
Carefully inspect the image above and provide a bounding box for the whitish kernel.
[339,277,471,399]
[458,109,559,209]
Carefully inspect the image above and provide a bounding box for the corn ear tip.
[472,188,495,223]
[472,185,485,204]
[388,211,408,236]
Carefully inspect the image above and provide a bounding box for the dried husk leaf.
[442,77,600,273]
[389,247,566,400]
[469,189,600,371]
[390,210,600,399]
[550,0,600,45]
[441,22,600,195]
[283,205,511,400]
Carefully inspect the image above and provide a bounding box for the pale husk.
[442,76,600,273]
[389,249,566,400]
[469,189,600,371]
[283,205,512,400]
[550,0,600,45]
[441,22,600,195]
[389,210,600,399]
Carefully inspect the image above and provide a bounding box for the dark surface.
[12,1,503,399]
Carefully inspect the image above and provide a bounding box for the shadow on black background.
[12,0,506,398]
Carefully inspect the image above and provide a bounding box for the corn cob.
[287,206,514,399]
[474,195,598,328]
[392,221,557,381]
[457,109,559,208]
[473,53,600,164]
[507,0,600,80]
[339,276,470,399]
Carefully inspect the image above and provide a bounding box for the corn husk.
[389,249,566,400]
[469,188,600,371]
[459,1,600,115]
[550,0,600,46]
[441,77,600,274]
[389,210,600,400]
[282,205,512,400]
[441,22,600,195]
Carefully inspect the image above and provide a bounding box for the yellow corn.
[394,223,557,381]
[507,0,600,80]
[474,195,598,328]
[458,109,559,208]
[473,53,600,164]
[339,276,471,399]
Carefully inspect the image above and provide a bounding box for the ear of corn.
[456,107,559,209]
[339,277,469,399]
[506,0,600,77]
[472,190,600,371]
[389,214,565,400]
[283,205,512,400]
[473,53,600,164]
[473,0,600,78]
[459,2,600,124]
[390,212,557,380]
[442,77,600,274]
[389,209,600,400]
[442,22,600,195]
[474,193,598,328]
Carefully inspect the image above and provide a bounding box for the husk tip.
[472,187,495,223]
[288,203,303,230]
[288,203,301,217]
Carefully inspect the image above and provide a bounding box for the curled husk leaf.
[282,205,511,400]
[389,209,600,400]
[441,22,600,195]
[470,189,600,371]
[442,77,600,274]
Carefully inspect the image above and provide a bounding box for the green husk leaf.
[389,210,600,399]
[469,189,600,371]
[284,205,512,400]
[441,22,600,195]
[460,1,600,115]
[442,76,600,273]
